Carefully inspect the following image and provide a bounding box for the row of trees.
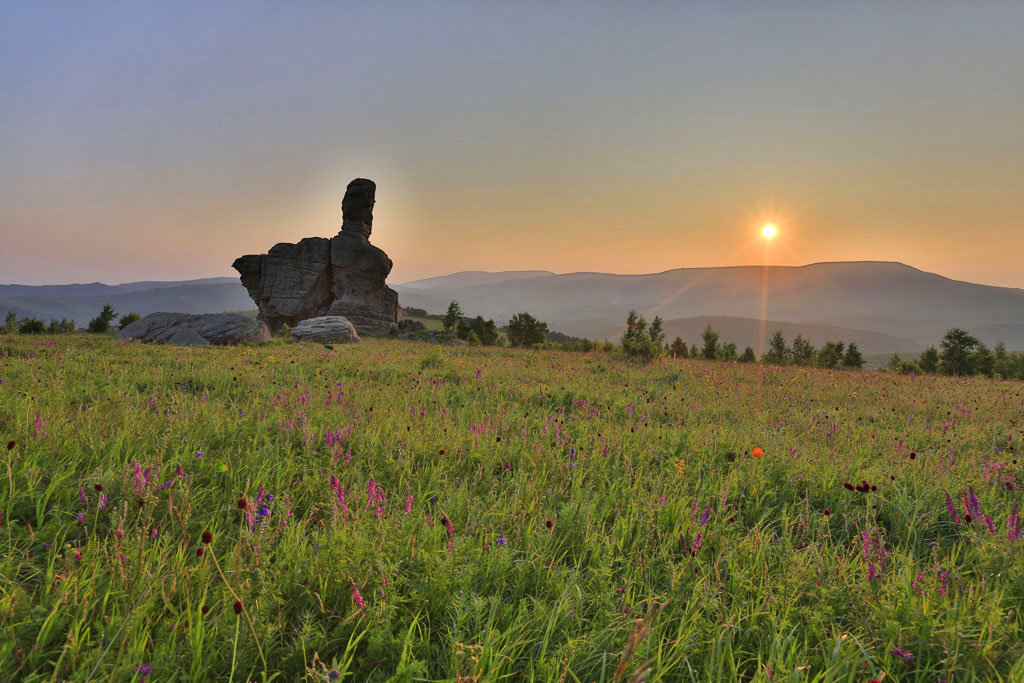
[887,328,1024,379]
[2,305,140,335]
[442,301,552,348]
[624,313,866,369]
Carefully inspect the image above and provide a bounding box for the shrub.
[17,317,46,334]
[118,312,141,330]
[87,304,118,334]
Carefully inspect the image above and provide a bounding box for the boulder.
[114,313,271,346]
[398,319,426,332]
[233,178,401,336]
[290,316,360,344]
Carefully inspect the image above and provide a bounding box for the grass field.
[1,335,1022,682]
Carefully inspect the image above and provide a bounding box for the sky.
[2,1,1023,288]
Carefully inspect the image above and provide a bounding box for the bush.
[118,312,141,330]
[17,317,46,334]
[506,312,548,348]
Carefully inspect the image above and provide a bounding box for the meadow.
[1,334,1022,682]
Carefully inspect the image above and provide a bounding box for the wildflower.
[1007,504,1021,541]
[405,495,413,515]
[193,451,204,460]
[352,586,365,616]
[889,647,914,663]
[201,605,210,614]
[823,509,831,516]
[751,447,764,458]
[196,547,205,557]
[6,440,14,450]
[944,492,961,523]
[329,671,341,681]
[201,531,212,544]
[233,600,243,615]
[78,487,87,504]
[258,505,271,517]
[545,519,554,529]
[843,482,855,491]
[964,513,973,524]
[99,493,108,511]
[76,512,84,524]
[237,498,248,510]
[94,483,103,491]
[497,535,507,546]
[265,493,274,502]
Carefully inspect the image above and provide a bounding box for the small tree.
[18,317,46,334]
[669,337,688,358]
[816,341,845,369]
[720,341,738,361]
[88,304,118,334]
[763,331,791,365]
[939,328,979,375]
[791,334,816,366]
[119,312,141,330]
[621,310,662,362]
[701,324,720,360]
[443,301,463,332]
[841,341,864,369]
[506,312,548,348]
[739,346,757,363]
[3,310,16,334]
[971,342,995,377]
[918,346,939,373]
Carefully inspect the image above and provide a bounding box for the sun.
[761,224,777,240]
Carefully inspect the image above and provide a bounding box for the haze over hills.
[394,262,1024,351]
[3,263,1022,352]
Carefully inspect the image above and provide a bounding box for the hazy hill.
[395,262,1024,349]
[399,270,556,290]
[1,283,254,325]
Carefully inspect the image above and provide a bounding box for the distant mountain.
[0,277,239,299]
[399,270,555,289]
[1,282,254,325]
[393,262,1024,350]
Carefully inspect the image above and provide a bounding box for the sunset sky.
[2,2,1022,287]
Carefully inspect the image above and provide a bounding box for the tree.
[841,341,864,369]
[791,334,816,366]
[816,341,845,369]
[3,311,16,334]
[939,328,979,375]
[621,310,662,362]
[119,312,141,330]
[720,341,738,361]
[18,317,45,334]
[918,346,939,373]
[701,324,720,360]
[971,342,995,377]
[88,304,118,334]
[649,316,665,346]
[669,337,688,358]
[442,301,463,332]
[506,312,548,347]
[763,331,791,365]
[739,346,757,363]
[47,317,75,334]
[689,344,699,359]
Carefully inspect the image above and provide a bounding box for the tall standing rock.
[232,178,401,336]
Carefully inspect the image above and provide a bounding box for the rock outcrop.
[232,178,400,336]
[114,313,271,346]
[290,316,360,344]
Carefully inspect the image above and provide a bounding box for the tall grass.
[0,334,1021,681]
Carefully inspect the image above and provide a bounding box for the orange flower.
[751,447,764,458]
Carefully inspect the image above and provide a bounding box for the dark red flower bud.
[909,452,916,460]
[201,531,212,544]
[823,509,831,516]
[6,440,14,451]
[233,600,243,615]
[964,513,972,524]
[94,483,103,491]
[843,482,854,491]
[201,605,210,614]
[196,547,205,557]
[545,519,553,529]
[237,498,248,510]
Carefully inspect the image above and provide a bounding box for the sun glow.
[761,224,777,239]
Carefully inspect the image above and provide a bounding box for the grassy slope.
[0,335,1022,681]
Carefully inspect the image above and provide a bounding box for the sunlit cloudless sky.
[2,1,1022,286]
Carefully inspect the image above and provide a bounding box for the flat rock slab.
[115,313,271,346]
[291,316,360,344]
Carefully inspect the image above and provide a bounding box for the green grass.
[0,334,1022,681]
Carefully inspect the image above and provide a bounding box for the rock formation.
[114,313,271,346]
[290,316,360,344]
[232,178,400,336]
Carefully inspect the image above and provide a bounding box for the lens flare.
[761,224,777,239]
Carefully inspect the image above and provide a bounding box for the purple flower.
[699,505,712,527]
[966,486,982,517]
[1008,503,1021,541]
[258,505,271,517]
[99,493,108,511]
[944,492,961,523]
[889,647,914,663]
[497,535,507,546]
[265,493,274,502]
[154,480,174,492]
[78,487,87,504]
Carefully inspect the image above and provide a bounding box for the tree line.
[2,305,140,335]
